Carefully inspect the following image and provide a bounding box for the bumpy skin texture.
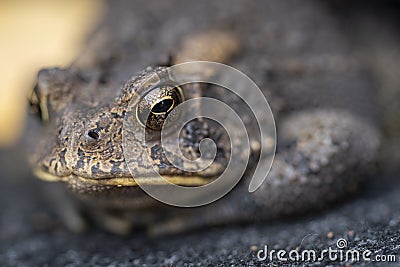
[30,0,381,234]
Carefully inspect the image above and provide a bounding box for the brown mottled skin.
[29,0,380,235]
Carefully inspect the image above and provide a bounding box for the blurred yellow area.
[0,0,104,147]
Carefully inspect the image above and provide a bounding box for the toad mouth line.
[34,168,214,186]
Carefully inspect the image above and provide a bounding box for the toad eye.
[151,98,174,114]
[136,86,184,130]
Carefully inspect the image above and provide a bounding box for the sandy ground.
[0,148,399,266]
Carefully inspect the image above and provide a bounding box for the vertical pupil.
[151,99,173,113]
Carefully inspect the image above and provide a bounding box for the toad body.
[29,0,381,235]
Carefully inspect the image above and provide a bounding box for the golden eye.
[136,86,184,130]
[150,97,174,114]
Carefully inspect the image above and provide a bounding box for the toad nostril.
[87,129,100,140]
